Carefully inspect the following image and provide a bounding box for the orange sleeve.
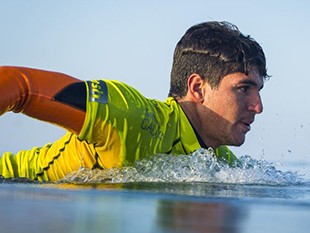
[0,66,86,134]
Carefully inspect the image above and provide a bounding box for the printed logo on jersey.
[141,108,164,140]
[87,80,108,104]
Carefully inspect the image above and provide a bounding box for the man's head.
[170,21,269,149]
[169,21,269,98]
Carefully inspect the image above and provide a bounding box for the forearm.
[0,66,86,134]
[0,148,49,181]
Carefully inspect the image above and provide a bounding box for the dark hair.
[169,21,270,98]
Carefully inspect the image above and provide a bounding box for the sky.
[0,0,309,176]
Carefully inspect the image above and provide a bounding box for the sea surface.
[0,148,309,233]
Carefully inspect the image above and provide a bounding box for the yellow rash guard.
[0,79,238,182]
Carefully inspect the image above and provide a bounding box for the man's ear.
[187,73,205,103]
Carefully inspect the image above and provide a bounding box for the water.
[1,148,309,233]
[60,148,303,185]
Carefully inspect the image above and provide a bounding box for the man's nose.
[248,94,263,114]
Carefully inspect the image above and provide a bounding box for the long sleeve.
[0,66,86,134]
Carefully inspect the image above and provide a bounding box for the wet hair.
[169,21,270,98]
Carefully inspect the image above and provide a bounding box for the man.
[0,21,268,182]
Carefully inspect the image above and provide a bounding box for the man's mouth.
[239,119,254,132]
[243,122,251,131]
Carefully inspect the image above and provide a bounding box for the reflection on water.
[52,181,310,202]
[156,200,246,233]
[0,182,310,233]
[0,183,248,233]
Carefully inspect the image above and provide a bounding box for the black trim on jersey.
[164,138,183,154]
[53,82,87,111]
[91,153,104,170]
[34,133,75,181]
[192,127,209,149]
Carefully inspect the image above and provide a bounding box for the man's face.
[197,67,264,148]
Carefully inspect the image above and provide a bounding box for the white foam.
[60,148,302,185]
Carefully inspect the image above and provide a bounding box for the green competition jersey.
[0,80,237,181]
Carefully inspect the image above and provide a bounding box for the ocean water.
[60,148,304,185]
[0,148,309,233]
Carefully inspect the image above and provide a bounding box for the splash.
[60,148,302,185]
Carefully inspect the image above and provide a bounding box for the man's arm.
[0,66,86,134]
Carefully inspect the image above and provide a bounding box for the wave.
[60,148,302,185]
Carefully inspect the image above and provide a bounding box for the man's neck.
[178,100,219,149]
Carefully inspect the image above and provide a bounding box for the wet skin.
[179,67,264,149]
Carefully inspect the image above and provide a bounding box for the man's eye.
[239,86,249,93]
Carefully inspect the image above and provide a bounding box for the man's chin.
[229,135,246,147]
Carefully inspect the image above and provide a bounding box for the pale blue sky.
[1,0,309,175]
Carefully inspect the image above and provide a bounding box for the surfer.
[0,21,269,181]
